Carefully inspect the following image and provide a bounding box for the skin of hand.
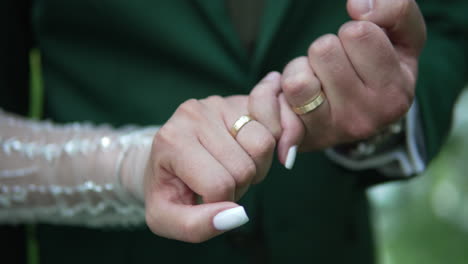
[275,0,427,166]
[143,74,282,243]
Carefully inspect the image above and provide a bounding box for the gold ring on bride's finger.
[230,115,254,138]
[292,91,326,115]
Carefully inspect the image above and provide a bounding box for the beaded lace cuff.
[0,109,159,227]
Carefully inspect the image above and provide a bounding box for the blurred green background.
[369,87,468,264]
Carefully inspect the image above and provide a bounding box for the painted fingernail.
[263,71,279,81]
[285,145,298,170]
[213,206,249,231]
[351,0,373,16]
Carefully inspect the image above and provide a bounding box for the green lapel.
[192,0,248,68]
[250,0,291,79]
[192,0,291,91]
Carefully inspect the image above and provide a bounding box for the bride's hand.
[144,73,282,243]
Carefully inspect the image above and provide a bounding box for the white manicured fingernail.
[285,145,297,170]
[213,206,249,231]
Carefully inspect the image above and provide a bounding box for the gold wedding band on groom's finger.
[230,115,254,138]
[292,91,326,115]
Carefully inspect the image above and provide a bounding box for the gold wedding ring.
[230,115,254,138]
[292,91,326,115]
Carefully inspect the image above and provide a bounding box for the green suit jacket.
[1,0,467,263]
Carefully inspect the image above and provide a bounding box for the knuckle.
[382,93,412,124]
[270,125,282,141]
[154,123,177,148]
[348,124,375,141]
[395,0,411,21]
[394,93,412,117]
[203,95,224,106]
[250,84,268,100]
[308,34,340,62]
[179,98,199,112]
[209,176,236,201]
[233,159,256,186]
[250,132,276,159]
[380,82,414,122]
[282,71,317,99]
[177,99,204,120]
[340,115,376,140]
[339,21,375,41]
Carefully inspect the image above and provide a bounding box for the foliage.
[370,88,468,264]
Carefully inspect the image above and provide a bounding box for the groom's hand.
[276,0,426,164]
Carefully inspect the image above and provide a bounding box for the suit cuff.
[325,101,426,177]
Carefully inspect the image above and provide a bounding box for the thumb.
[147,199,248,243]
[347,0,426,56]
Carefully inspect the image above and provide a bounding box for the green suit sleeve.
[0,0,32,115]
[417,0,468,162]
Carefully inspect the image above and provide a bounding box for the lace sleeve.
[0,109,159,227]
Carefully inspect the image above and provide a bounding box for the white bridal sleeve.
[0,109,159,227]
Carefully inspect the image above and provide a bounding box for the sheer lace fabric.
[0,109,159,227]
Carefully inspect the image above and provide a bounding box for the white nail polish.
[285,145,297,170]
[213,206,249,231]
